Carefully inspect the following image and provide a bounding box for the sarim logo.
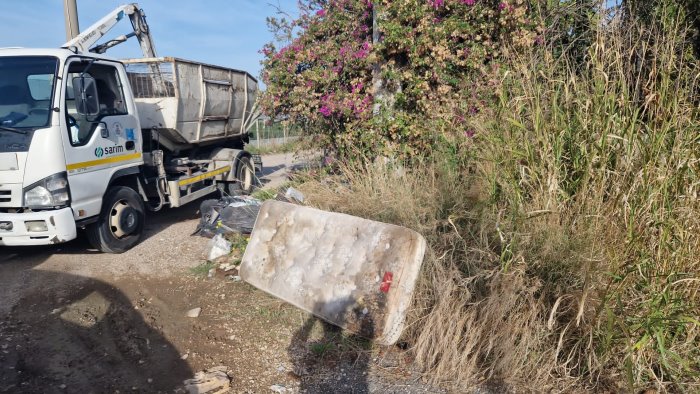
[94,146,124,158]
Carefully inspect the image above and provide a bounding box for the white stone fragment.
[186,307,201,318]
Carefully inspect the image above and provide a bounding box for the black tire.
[227,155,255,195]
[86,186,146,254]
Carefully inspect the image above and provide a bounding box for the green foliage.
[474,13,700,389]
[310,342,335,356]
[225,233,249,254]
[251,188,277,201]
[190,261,216,277]
[261,0,539,158]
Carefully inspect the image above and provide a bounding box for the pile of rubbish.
[195,188,306,239]
[197,188,306,261]
[194,195,262,238]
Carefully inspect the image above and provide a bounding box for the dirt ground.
[0,153,445,394]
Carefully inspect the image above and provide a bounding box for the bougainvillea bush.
[260,0,538,158]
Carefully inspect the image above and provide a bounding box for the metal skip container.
[123,57,258,149]
[239,201,428,345]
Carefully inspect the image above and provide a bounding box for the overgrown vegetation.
[262,0,700,391]
[261,0,538,158]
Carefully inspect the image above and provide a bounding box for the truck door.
[61,59,143,220]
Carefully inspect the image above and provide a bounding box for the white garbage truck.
[0,4,259,252]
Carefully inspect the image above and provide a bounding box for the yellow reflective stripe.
[178,166,231,186]
[66,153,143,171]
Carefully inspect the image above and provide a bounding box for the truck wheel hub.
[110,200,138,238]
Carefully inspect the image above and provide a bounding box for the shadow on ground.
[288,299,374,394]
[0,270,192,393]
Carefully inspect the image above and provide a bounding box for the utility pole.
[371,5,383,115]
[63,0,80,41]
[371,4,398,116]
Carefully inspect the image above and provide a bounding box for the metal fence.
[125,62,176,98]
[248,119,303,147]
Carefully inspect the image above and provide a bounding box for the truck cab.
[1,3,259,254]
[0,48,145,251]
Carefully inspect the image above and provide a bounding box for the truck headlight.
[23,173,71,209]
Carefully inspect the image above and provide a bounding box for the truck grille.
[0,189,10,203]
[0,185,21,207]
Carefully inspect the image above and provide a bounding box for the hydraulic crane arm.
[62,3,157,57]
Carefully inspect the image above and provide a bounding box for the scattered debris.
[183,366,232,394]
[218,262,237,272]
[283,187,305,203]
[186,307,202,318]
[269,384,288,393]
[206,235,232,261]
[227,275,242,282]
[195,196,261,238]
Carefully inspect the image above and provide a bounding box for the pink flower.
[498,2,507,10]
[465,129,476,138]
[462,0,476,5]
[316,9,326,17]
[354,49,369,59]
[352,82,364,93]
[427,0,444,9]
[319,106,332,117]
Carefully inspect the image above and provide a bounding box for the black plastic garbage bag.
[194,196,261,238]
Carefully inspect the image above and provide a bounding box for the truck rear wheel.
[87,186,145,254]
[227,156,255,195]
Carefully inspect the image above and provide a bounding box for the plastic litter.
[284,187,305,203]
[194,196,261,238]
[206,234,232,261]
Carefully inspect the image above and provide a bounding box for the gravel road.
[0,152,444,394]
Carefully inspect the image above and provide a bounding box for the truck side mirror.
[72,76,100,118]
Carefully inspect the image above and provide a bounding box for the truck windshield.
[0,56,58,130]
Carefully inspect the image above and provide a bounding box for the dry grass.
[295,14,699,394]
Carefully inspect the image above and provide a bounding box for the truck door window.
[65,62,129,146]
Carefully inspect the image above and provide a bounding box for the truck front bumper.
[0,208,77,246]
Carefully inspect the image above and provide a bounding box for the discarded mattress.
[239,201,427,345]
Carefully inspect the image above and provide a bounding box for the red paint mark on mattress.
[380,272,393,293]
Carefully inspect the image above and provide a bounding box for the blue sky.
[0,0,299,83]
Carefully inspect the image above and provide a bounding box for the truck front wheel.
[87,186,145,253]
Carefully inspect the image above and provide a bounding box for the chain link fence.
[248,117,303,148]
